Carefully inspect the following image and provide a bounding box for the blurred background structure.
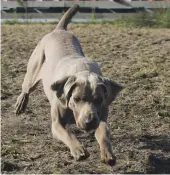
[1,0,170,22]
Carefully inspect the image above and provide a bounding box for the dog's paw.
[101,149,116,166]
[70,145,88,161]
[15,92,29,115]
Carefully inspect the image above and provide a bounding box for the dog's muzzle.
[83,115,99,131]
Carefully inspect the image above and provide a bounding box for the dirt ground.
[1,24,170,174]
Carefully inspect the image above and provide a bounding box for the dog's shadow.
[138,134,170,173]
[146,153,170,173]
[66,122,96,143]
[116,134,170,174]
[126,153,170,174]
[139,134,170,152]
[65,123,170,173]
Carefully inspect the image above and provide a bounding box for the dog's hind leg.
[15,42,45,115]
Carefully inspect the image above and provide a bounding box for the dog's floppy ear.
[102,77,123,105]
[51,76,76,107]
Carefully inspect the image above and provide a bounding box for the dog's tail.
[56,4,79,30]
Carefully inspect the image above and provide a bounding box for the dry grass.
[1,24,170,174]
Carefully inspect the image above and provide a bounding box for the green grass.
[2,9,170,28]
[113,9,170,28]
[3,20,44,25]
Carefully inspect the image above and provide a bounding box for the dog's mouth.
[85,122,99,132]
[84,126,97,132]
[78,125,97,132]
[76,118,99,132]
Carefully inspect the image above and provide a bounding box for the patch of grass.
[3,9,170,28]
[133,66,158,79]
[2,19,110,25]
[90,8,97,22]
[3,20,57,25]
[113,9,170,28]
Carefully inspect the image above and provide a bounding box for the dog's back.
[15,4,101,114]
[41,5,84,64]
[42,4,101,76]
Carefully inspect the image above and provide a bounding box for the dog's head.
[51,71,123,131]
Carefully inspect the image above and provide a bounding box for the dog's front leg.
[51,105,88,160]
[95,121,116,166]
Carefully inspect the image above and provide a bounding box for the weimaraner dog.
[16,4,123,165]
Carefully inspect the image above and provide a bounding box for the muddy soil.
[1,24,170,174]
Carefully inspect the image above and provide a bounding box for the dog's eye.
[94,98,103,105]
[74,97,81,103]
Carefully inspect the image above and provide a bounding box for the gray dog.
[16,4,123,165]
